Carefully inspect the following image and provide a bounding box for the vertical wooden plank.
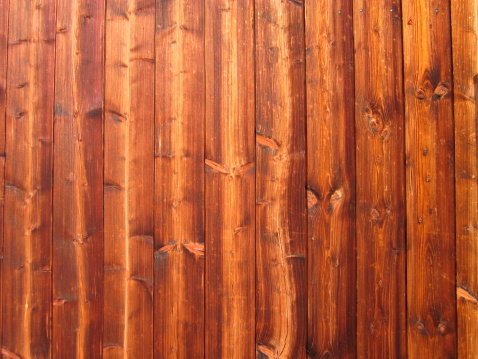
[2,0,55,357]
[402,0,457,357]
[205,0,255,357]
[255,0,306,357]
[103,0,154,357]
[53,0,105,357]
[0,0,7,352]
[451,0,478,357]
[154,1,205,358]
[353,1,407,357]
[305,1,356,357]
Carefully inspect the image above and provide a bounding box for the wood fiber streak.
[353,1,406,357]
[255,0,307,358]
[0,0,7,352]
[53,0,105,357]
[402,0,457,357]
[104,0,154,357]
[2,0,55,357]
[451,0,478,357]
[154,0,205,358]
[205,0,255,357]
[305,1,356,358]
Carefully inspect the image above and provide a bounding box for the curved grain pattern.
[53,0,105,357]
[154,0,205,358]
[451,1,478,357]
[402,0,457,357]
[2,0,55,357]
[104,0,155,357]
[353,1,407,357]
[255,0,307,357]
[305,1,356,357]
[205,0,255,357]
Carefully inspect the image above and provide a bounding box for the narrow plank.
[205,0,255,357]
[154,1,205,358]
[353,1,407,357]
[402,0,457,357]
[255,0,306,357]
[452,0,478,357]
[53,0,105,357]
[2,0,55,357]
[305,1,356,357]
[0,0,7,352]
[103,0,154,357]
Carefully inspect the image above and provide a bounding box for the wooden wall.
[0,0,476,358]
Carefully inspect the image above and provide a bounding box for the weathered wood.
[305,1,356,357]
[0,0,7,351]
[402,0,457,357]
[53,1,105,357]
[255,0,307,357]
[2,0,55,357]
[205,0,255,357]
[104,0,155,357]
[452,1,478,357]
[154,0,205,358]
[353,1,407,357]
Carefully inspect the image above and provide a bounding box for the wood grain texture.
[305,1,356,357]
[205,0,255,357]
[353,1,407,357]
[154,0,205,358]
[255,0,307,357]
[402,0,457,357]
[0,0,7,352]
[451,0,478,357]
[2,0,55,357]
[104,0,155,357]
[53,0,105,357]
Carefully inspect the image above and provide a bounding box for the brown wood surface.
[2,0,55,357]
[52,0,105,357]
[0,0,7,353]
[305,1,356,357]
[205,0,255,357]
[255,1,307,358]
[402,0,457,357]
[104,0,155,357]
[451,1,478,357]
[0,1,474,357]
[154,1,205,358]
[353,1,407,357]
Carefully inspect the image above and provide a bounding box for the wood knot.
[307,188,319,209]
[415,88,426,100]
[432,82,451,101]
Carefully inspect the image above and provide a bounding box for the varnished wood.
[205,0,255,357]
[104,0,155,357]
[255,0,307,357]
[305,1,356,357]
[353,1,407,357]
[402,0,457,357]
[154,0,205,358]
[452,1,478,357]
[2,1,55,357]
[53,0,105,357]
[0,0,7,352]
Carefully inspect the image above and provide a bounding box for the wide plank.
[255,0,307,357]
[154,0,205,358]
[353,1,407,357]
[402,0,457,357]
[2,0,55,357]
[205,0,255,357]
[103,0,155,357]
[53,0,105,357]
